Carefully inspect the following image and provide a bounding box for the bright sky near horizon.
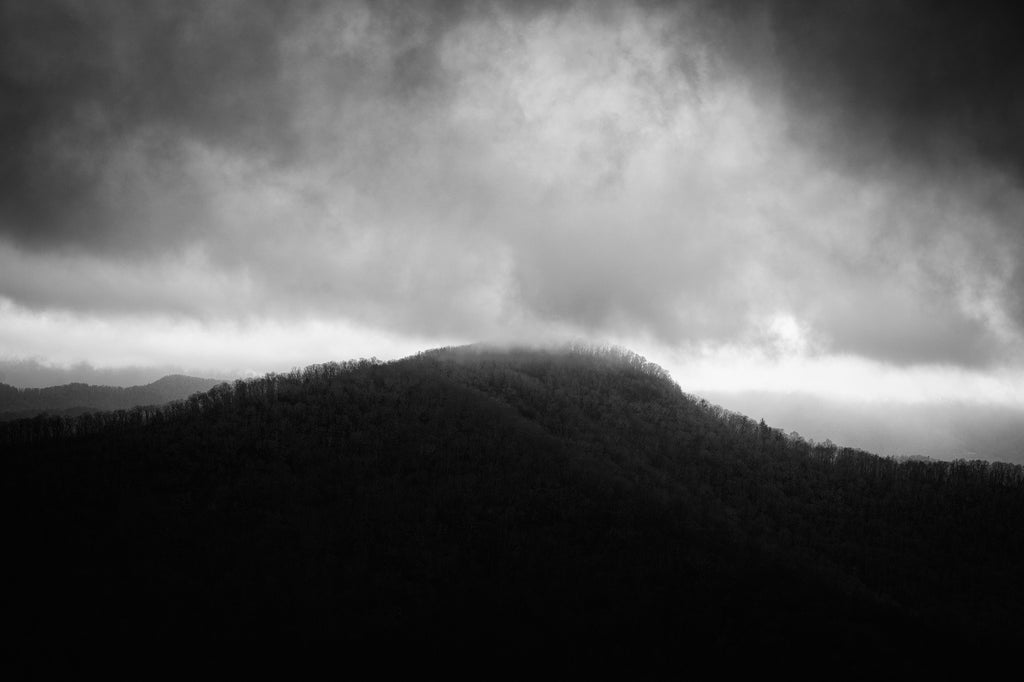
[2,1,1024,409]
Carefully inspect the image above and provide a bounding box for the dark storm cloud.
[1,0,1023,372]
[769,1,1024,178]
[698,0,1024,364]
[0,0,479,253]
[681,0,1024,178]
[0,0,304,252]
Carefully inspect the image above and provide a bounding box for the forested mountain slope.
[0,374,222,420]
[3,345,1022,672]
[704,389,1024,465]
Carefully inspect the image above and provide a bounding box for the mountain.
[0,374,223,420]
[3,345,1022,672]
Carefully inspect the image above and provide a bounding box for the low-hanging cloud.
[1,0,1022,372]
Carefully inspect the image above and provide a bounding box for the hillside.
[0,374,223,420]
[704,389,1024,465]
[3,345,1022,671]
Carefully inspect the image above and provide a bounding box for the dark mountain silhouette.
[3,345,1022,673]
[0,373,223,421]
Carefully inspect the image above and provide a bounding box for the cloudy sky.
[2,1,1024,417]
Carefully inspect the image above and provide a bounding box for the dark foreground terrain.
[3,345,1022,673]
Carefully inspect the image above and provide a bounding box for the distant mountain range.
[0,374,223,420]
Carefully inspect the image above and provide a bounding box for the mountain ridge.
[0,373,224,420]
[3,344,1022,670]
[703,388,1024,465]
